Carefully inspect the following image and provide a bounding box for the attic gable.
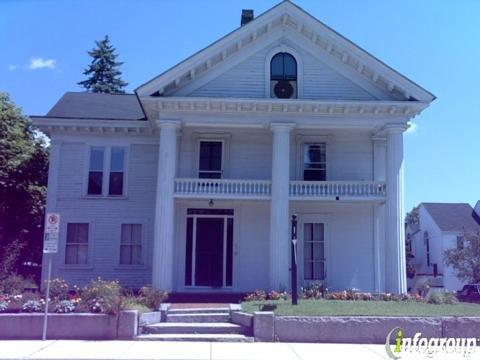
[136,1,434,103]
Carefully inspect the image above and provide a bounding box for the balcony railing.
[289,181,386,199]
[174,178,272,199]
[174,178,386,200]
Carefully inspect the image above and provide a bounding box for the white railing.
[289,181,386,199]
[174,178,272,198]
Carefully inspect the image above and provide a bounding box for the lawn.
[241,299,480,317]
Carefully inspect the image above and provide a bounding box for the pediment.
[136,1,434,103]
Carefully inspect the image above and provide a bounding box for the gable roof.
[421,203,480,232]
[136,1,435,103]
[43,92,146,120]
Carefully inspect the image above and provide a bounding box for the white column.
[385,124,408,294]
[269,122,294,290]
[372,136,386,293]
[152,120,180,291]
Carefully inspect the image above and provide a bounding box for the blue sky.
[1,0,479,212]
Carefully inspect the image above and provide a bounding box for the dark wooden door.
[195,218,224,287]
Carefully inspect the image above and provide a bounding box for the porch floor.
[167,292,247,304]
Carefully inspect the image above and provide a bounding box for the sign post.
[291,214,298,305]
[42,213,60,341]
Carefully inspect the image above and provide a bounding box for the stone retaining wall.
[250,312,480,343]
[0,310,138,340]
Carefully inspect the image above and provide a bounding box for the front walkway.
[0,340,390,359]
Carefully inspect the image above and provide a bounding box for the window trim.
[295,134,331,181]
[198,140,224,179]
[84,144,129,198]
[60,219,94,269]
[192,132,231,179]
[115,218,149,270]
[265,45,303,98]
[298,214,330,285]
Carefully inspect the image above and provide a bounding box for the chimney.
[241,9,254,26]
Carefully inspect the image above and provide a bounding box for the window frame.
[60,219,94,269]
[191,133,231,179]
[84,144,129,198]
[303,143,327,181]
[198,140,224,179]
[299,214,330,285]
[265,45,303,98]
[295,134,330,181]
[115,218,149,270]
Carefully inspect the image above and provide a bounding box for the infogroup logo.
[385,327,477,359]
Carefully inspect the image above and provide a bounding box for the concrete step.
[166,313,230,323]
[142,322,245,335]
[168,307,230,314]
[136,333,253,342]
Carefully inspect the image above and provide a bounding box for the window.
[199,141,222,178]
[424,231,430,267]
[457,236,464,250]
[271,53,297,81]
[270,52,297,99]
[87,146,126,196]
[120,224,142,265]
[303,223,325,280]
[88,147,104,195]
[303,144,326,181]
[109,147,125,195]
[65,223,89,264]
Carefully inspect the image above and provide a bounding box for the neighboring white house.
[32,1,434,295]
[406,202,480,292]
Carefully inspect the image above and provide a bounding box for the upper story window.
[87,146,126,196]
[65,223,89,265]
[424,231,430,267]
[198,141,223,179]
[303,143,326,181]
[457,236,464,250]
[270,52,297,99]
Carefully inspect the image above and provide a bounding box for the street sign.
[45,213,60,234]
[42,212,60,341]
[43,213,60,254]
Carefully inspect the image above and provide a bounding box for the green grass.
[242,299,480,317]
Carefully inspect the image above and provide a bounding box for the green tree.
[0,93,49,280]
[78,35,128,93]
[444,232,480,284]
[405,206,420,225]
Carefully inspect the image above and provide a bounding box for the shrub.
[45,278,69,300]
[0,298,9,312]
[138,286,168,311]
[79,278,123,315]
[22,299,43,312]
[301,282,324,299]
[427,292,458,305]
[54,300,76,313]
[0,274,24,295]
[267,290,288,301]
[123,296,151,314]
[244,289,266,302]
[326,290,348,300]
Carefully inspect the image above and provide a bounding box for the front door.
[195,218,224,287]
[185,209,234,288]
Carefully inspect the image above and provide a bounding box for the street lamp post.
[291,214,298,305]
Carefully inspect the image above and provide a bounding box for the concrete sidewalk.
[0,340,391,360]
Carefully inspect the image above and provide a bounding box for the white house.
[407,202,480,292]
[33,1,434,295]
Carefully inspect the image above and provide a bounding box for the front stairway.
[137,306,253,342]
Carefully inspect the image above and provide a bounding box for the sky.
[1,0,479,212]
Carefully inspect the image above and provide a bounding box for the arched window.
[270,53,297,98]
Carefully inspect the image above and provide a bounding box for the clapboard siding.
[186,39,377,100]
[51,141,158,288]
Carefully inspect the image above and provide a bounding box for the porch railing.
[289,181,386,199]
[174,178,386,200]
[174,178,272,199]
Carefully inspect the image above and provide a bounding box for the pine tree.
[78,35,128,94]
